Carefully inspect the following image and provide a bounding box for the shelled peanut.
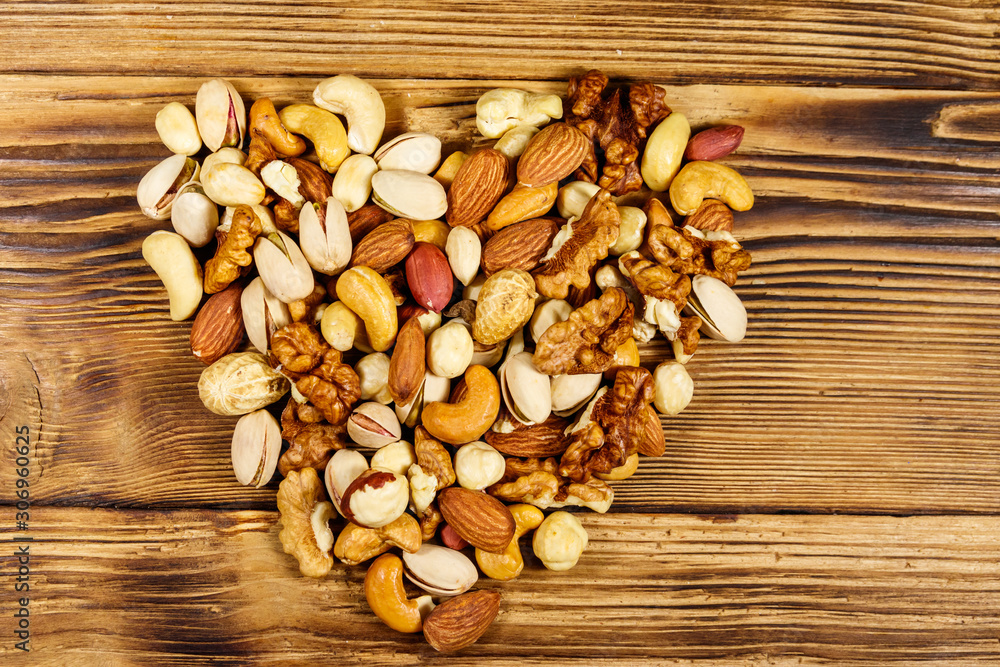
[137,69,755,652]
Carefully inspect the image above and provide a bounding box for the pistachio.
[260,160,305,208]
[550,373,602,416]
[299,199,352,275]
[231,409,281,488]
[240,276,292,353]
[402,543,478,596]
[395,371,449,428]
[371,170,448,221]
[347,402,402,448]
[136,154,200,220]
[195,78,246,152]
[253,231,315,303]
[374,132,442,174]
[155,102,201,155]
[684,274,747,342]
[202,162,266,208]
[499,351,552,425]
[170,182,219,247]
[331,154,378,213]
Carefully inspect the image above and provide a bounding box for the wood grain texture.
[1,509,999,665]
[0,1,998,89]
[1,76,999,513]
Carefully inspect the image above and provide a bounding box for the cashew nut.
[476,88,563,139]
[313,74,386,155]
[141,230,204,321]
[669,161,754,217]
[249,98,306,157]
[641,112,690,192]
[278,104,350,173]
[320,301,365,352]
[476,504,544,581]
[335,267,398,352]
[331,154,378,213]
[421,365,501,445]
[364,554,434,633]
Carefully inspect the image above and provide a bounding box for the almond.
[446,148,509,228]
[405,242,454,313]
[388,316,425,406]
[349,219,415,272]
[437,487,515,554]
[484,412,570,457]
[516,122,590,188]
[683,124,744,162]
[422,589,501,653]
[190,282,245,365]
[480,217,560,276]
[684,199,734,232]
[347,203,394,244]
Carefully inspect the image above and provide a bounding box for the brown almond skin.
[423,589,501,652]
[347,204,394,244]
[438,487,515,553]
[388,316,425,406]
[349,219,415,273]
[480,217,560,276]
[516,123,590,187]
[190,282,245,365]
[683,125,744,162]
[446,148,509,228]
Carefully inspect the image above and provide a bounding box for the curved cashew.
[141,231,204,321]
[249,98,306,157]
[278,104,350,173]
[364,554,434,633]
[421,365,500,445]
[475,503,544,581]
[335,267,398,352]
[475,88,563,139]
[313,75,386,156]
[331,154,378,213]
[669,161,754,217]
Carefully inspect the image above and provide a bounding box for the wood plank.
[1,75,999,512]
[0,1,997,89]
[0,509,998,664]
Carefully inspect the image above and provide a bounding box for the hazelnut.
[347,402,402,448]
[371,441,417,477]
[426,321,474,379]
[532,511,588,571]
[453,441,505,491]
[324,449,369,516]
[653,361,694,415]
[356,352,392,404]
[341,468,410,528]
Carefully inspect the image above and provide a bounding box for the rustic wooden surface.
[1,1,999,663]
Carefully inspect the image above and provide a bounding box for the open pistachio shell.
[684,274,747,342]
[402,543,478,596]
[171,182,219,247]
[374,132,442,174]
[499,351,551,425]
[550,373,602,417]
[371,170,448,220]
[136,154,200,220]
[241,276,292,353]
[231,409,281,488]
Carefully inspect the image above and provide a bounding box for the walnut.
[533,287,634,375]
[278,398,348,476]
[566,70,670,195]
[288,284,327,323]
[296,347,361,425]
[532,189,620,300]
[619,251,690,340]
[558,367,655,481]
[204,205,261,294]
[414,426,456,491]
[487,456,615,513]
[333,514,422,566]
[674,315,702,358]
[417,501,444,542]
[270,321,328,378]
[269,322,361,424]
[488,470,560,508]
[277,468,336,578]
[273,197,300,233]
[245,125,277,176]
[646,201,751,287]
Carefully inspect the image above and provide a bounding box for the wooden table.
[1,2,999,664]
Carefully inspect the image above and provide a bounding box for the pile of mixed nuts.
[137,70,754,652]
